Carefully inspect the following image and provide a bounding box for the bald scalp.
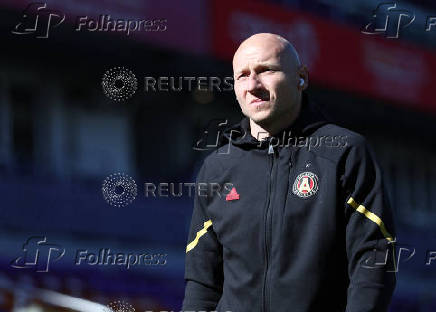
[233,33,301,73]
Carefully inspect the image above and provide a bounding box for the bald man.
[182,33,396,312]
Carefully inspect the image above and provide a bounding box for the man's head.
[232,33,308,137]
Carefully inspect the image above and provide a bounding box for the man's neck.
[250,121,273,141]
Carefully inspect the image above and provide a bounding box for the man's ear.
[297,65,309,91]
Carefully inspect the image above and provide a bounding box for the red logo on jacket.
[226,187,240,201]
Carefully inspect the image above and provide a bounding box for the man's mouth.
[249,98,268,105]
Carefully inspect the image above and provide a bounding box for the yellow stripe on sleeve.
[186,219,213,253]
[347,197,394,243]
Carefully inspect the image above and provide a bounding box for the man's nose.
[247,72,262,92]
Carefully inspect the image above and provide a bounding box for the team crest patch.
[292,171,319,198]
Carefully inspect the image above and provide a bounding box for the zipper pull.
[289,149,294,168]
[268,143,274,154]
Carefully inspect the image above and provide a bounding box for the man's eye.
[237,73,248,79]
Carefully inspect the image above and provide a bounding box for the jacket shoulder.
[196,149,230,181]
[307,123,369,163]
[319,123,367,144]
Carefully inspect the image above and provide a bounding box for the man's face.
[233,42,298,128]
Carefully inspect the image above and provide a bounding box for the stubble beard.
[248,100,276,126]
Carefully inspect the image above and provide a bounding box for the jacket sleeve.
[182,159,224,311]
[341,136,396,312]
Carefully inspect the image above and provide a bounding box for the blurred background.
[0,0,436,311]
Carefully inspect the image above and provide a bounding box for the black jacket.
[182,93,396,312]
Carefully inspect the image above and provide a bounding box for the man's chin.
[247,111,273,126]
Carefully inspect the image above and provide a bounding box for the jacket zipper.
[263,143,277,312]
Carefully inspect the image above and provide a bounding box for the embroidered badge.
[292,172,319,198]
